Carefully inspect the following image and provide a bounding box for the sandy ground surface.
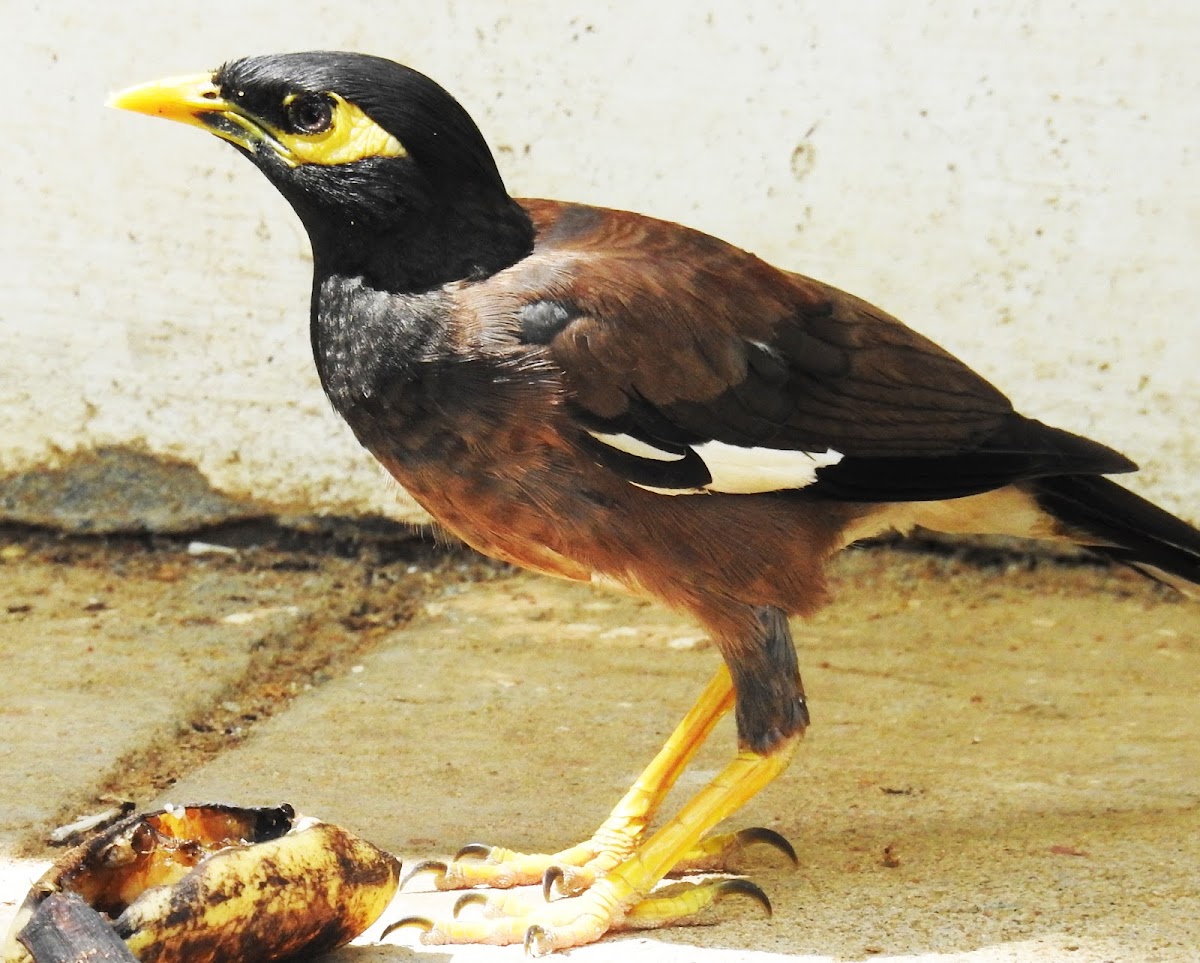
[1,525,1197,961]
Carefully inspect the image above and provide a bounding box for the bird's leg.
[404,665,737,893]
[534,662,741,893]
[389,606,808,952]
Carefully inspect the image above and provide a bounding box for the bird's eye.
[286,93,334,134]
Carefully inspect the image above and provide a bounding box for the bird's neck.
[306,193,534,295]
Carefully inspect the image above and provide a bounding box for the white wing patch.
[692,440,843,494]
[586,431,686,462]
[586,430,843,495]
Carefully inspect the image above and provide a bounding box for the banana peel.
[4,804,401,963]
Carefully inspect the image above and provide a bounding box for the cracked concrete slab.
[3,532,1193,962]
[163,559,1200,961]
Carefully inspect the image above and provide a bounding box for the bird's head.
[109,52,533,292]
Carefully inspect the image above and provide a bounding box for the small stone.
[187,541,238,556]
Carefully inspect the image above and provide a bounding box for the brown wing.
[508,199,1134,500]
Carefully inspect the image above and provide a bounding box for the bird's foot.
[399,817,647,896]
[400,824,795,898]
[385,870,772,954]
[389,744,798,953]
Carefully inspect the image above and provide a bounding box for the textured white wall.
[3,1,1198,527]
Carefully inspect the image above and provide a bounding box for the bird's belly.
[375,453,597,585]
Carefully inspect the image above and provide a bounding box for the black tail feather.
[1033,475,1200,589]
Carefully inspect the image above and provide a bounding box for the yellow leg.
[422,667,736,892]
[607,745,794,887]
[600,664,736,830]
[400,738,799,951]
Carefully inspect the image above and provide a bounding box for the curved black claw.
[541,865,565,902]
[398,858,448,891]
[524,923,552,958]
[381,916,434,939]
[733,827,799,867]
[452,892,490,918]
[713,878,773,918]
[454,842,493,861]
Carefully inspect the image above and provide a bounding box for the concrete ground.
[1,526,1197,961]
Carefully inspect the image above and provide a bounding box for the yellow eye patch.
[270,93,407,167]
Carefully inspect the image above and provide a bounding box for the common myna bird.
[110,53,1200,952]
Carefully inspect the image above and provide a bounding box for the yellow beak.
[107,73,229,128]
[107,72,271,157]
